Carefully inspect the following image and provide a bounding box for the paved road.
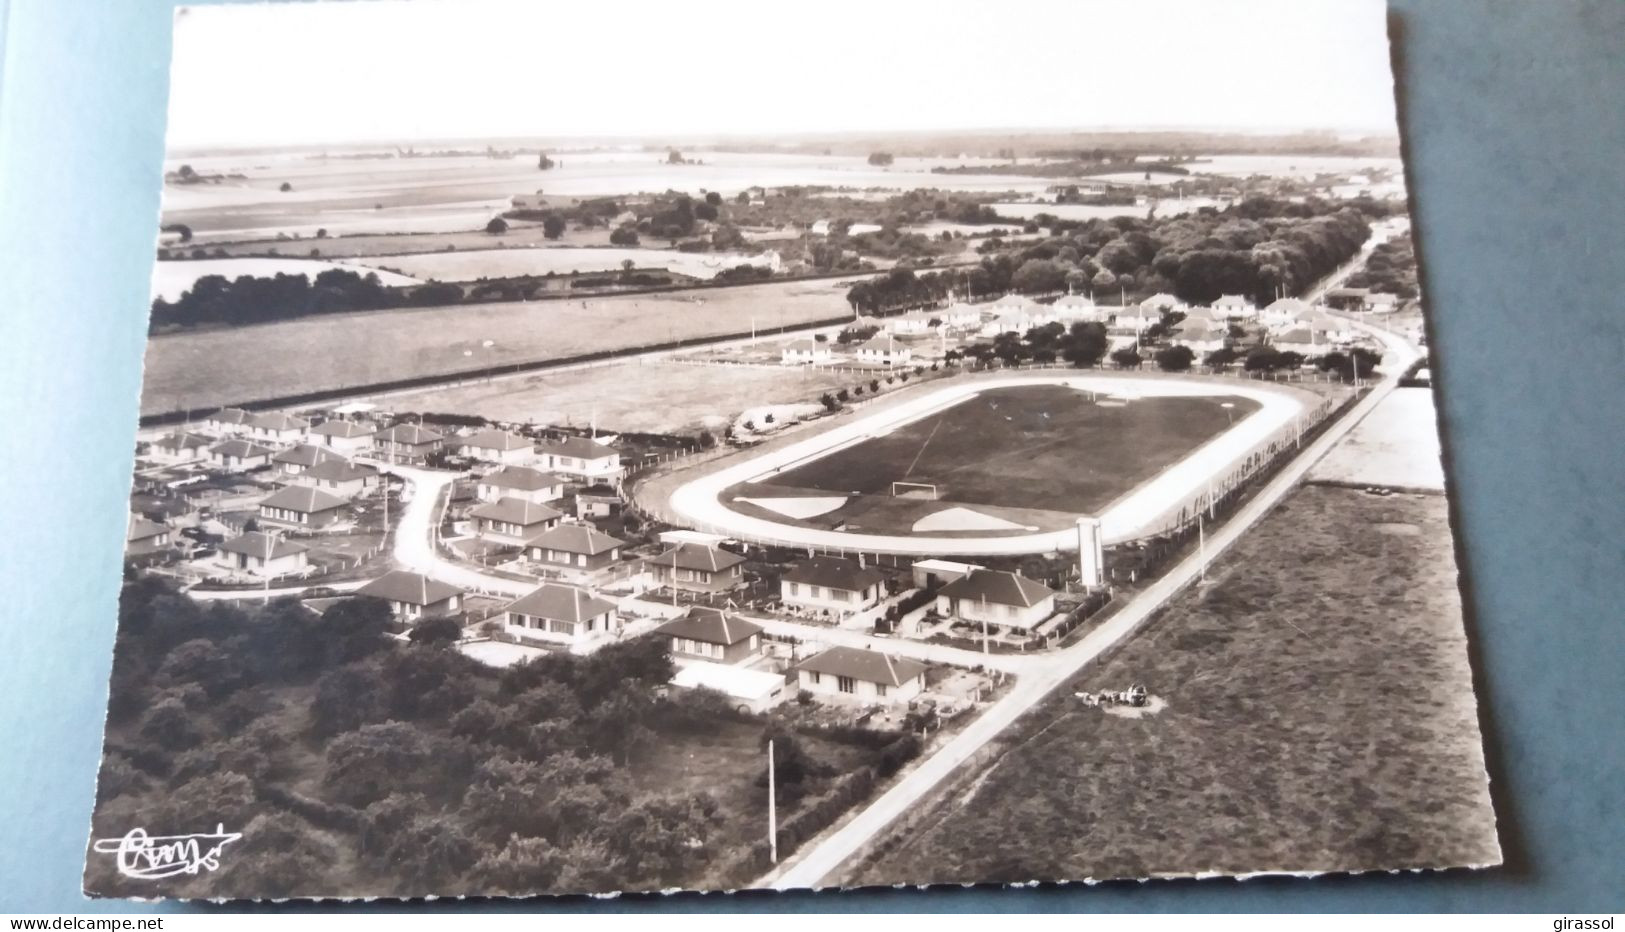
[767,314,1421,891]
[187,578,370,601]
[372,463,536,598]
[748,614,1029,674]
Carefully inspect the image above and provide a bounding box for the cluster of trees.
[867,152,895,166]
[960,321,1110,368]
[87,580,772,898]
[149,268,414,330]
[1342,232,1418,299]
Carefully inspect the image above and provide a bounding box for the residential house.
[656,607,764,664]
[356,570,464,622]
[991,293,1043,316]
[523,523,625,572]
[1171,319,1228,354]
[247,412,310,446]
[149,431,211,464]
[1213,294,1257,319]
[574,484,622,519]
[910,559,984,590]
[477,466,567,506]
[459,428,537,466]
[885,311,939,335]
[271,443,341,477]
[648,542,747,593]
[125,516,172,559]
[1111,305,1161,333]
[1141,292,1186,313]
[293,458,381,499]
[852,335,914,366]
[374,423,445,464]
[202,408,253,436]
[130,494,200,529]
[207,439,276,472]
[935,569,1058,633]
[535,436,622,482]
[1323,287,1370,311]
[215,532,309,578]
[470,497,563,545]
[308,419,377,455]
[793,646,927,706]
[1366,292,1400,313]
[503,583,620,644]
[1051,293,1104,323]
[670,663,788,714]
[1260,297,1313,328]
[1270,327,1326,359]
[780,556,886,617]
[258,485,349,529]
[936,304,984,330]
[781,338,833,365]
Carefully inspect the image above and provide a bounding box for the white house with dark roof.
[885,310,939,335]
[477,466,567,505]
[1052,293,1105,323]
[852,335,913,366]
[794,646,927,706]
[309,419,377,455]
[781,338,833,365]
[459,428,537,466]
[247,412,310,445]
[1270,327,1325,358]
[523,523,625,572]
[1112,305,1161,332]
[1260,297,1313,327]
[214,532,309,578]
[470,497,563,545]
[207,439,276,472]
[1141,292,1185,313]
[202,408,253,436]
[271,443,342,477]
[258,485,349,529]
[535,436,622,481]
[374,423,445,464]
[293,458,381,499]
[935,569,1058,632]
[655,607,764,665]
[149,431,212,465]
[648,542,746,593]
[357,570,463,621]
[1171,319,1228,354]
[125,516,172,559]
[503,583,619,644]
[780,556,886,617]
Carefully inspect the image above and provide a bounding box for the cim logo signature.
[91,825,243,880]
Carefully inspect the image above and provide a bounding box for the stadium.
[662,373,1323,557]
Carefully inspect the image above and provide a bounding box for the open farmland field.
[756,385,1260,515]
[1310,386,1446,491]
[139,276,865,416]
[379,360,856,434]
[844,484,1497,885]
[194,225,620,258]
[362,247,769,282]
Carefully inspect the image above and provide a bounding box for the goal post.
[890,480,940,500]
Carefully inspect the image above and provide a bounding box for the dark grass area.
[757,386,1259,515]
[844,485,1500,885]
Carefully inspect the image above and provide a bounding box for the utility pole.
[1198,513,1207,584]
[767,739,779,865]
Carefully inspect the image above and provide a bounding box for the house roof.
[1174,319,1225,338]
[1265,297,1312,316]
[1215,294,1254,308]
[470,496,563,526]
[249,412,309,432]
[127,516,168,542]
[300,458,379,483]
[856,336,906,354]
[652,542,746,573]
[480,466,566,491]
[220,532,308,559]
[655,606,764,646]
[783,338,826,353]
[260,484,349,514]
[272,444,342,468]
[209,439,276,459]
[206,407,253,425]
[310,419,376,439]
[794,646,927,686]
[994,293,1039,309]
[782,556,885,592]
[1273,327,1318,345]
[1053,294,1096,309]
[505,583,617,623]
[155,431,211,451]
[1142,292,1181,308]
[377,423,444,445]
[460,428,532,452]
[536,436,618,460]
[938,569,1056,608]
[523,523,624,556]
[357,570,462,606]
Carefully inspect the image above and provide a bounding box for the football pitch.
[757,385,1260,516]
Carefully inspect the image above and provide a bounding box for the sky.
[165,0,1400,150]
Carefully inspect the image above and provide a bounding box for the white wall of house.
[936,593,1056,632]
[476,482,564,505]
[781,579,881,615]
[217,550,307,578]
[505,609,619,643]
[796,669,923,706]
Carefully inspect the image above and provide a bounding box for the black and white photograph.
[86,0,1501,900]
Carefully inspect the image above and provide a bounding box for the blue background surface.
[2,0,1622,914]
